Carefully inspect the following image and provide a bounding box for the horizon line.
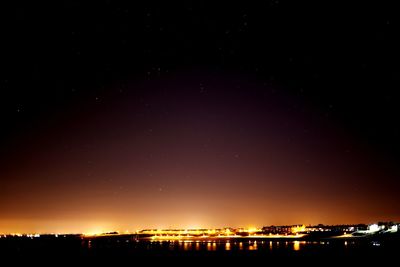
[2,221,399,235]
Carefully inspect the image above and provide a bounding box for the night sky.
[1,1,399,233]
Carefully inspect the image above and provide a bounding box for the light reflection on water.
[225,241,231,251]
[159,240,306,251]
[151,239,366,252]
[183,241,191,251]
[205,241,217,251]
[293,241,300,251]
[150,240,306,251]
[248,241,257,251]
[86,239,358,252]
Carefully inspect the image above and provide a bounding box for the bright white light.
[368,224,379,232]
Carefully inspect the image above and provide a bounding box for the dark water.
[1,237,398,265]
[85,238,376,252]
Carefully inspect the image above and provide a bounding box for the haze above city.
[1,2,399,234]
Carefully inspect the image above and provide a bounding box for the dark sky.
[1,1,399,233]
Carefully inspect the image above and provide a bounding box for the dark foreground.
[1,235,399,266]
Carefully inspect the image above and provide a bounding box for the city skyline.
[2,221,397,236]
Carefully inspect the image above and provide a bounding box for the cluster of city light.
[83,231,115,237]
[3,222,398,238]
[353,223,399,235]
[0,233,40,238]
[27,234,40,238]
[138,227,307,240]
[291,225,306,234]
[8,233,23,237]
[140,227,260,237]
